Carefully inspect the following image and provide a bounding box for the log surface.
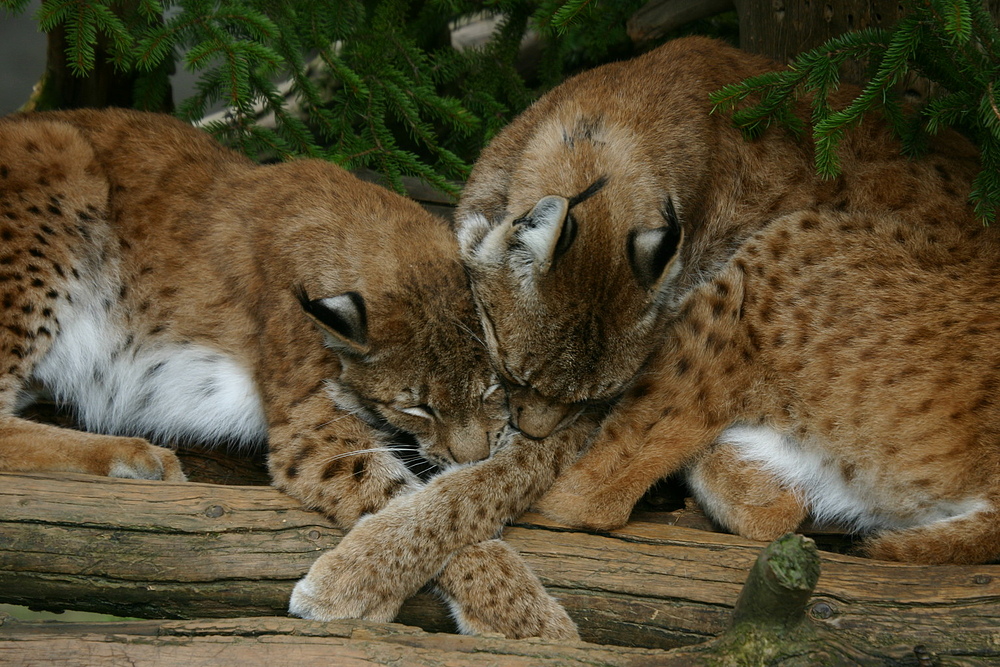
[1,471,999,662]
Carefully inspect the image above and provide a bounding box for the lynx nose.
[508,385,572,439]
[445,423,491,464]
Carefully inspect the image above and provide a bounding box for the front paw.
[534,473,632,531]
[436,540,579,640]
[288,544,402,623]
[107,439,187,482]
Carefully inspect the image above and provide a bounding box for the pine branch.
[712,0,1000,222]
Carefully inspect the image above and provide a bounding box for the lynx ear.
[511,195,573,274]
[628,197,684,291]
[297,289,369,356]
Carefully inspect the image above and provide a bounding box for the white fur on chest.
[31,278,267,449]
[706,424,987,532]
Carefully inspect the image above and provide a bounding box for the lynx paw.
[436,540,579,640]
[288,544,402,622]
[107,439,186,482]
[534,472,633,531]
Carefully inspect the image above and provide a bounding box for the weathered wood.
[1,471,999,662]
[0,615,666,667]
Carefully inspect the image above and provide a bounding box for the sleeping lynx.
[456,37,995,563]
[0,108,575,637]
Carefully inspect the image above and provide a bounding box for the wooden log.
[1,471,999,662]
[0,615,666,667]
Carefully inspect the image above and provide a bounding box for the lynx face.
[458,117,685,438]
[298,279,507,468]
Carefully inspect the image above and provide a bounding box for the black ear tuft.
[627,197,683,290]
[551,212,577,267]
[297,287,369,354]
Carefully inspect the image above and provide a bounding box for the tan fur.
[544,208,1000,564]
[290,412,595,637]
[0,108,574,636]
[456,37,993,563]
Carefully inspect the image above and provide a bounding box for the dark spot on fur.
[353,457,367,480]
[320,458,345,481]
[27,206,41,216]
[675,357,690,376]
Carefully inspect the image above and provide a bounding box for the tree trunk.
[27,1,173,113]
[1,471,998,663]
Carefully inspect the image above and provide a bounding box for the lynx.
[455,37,992,563]
[0,108,575,637]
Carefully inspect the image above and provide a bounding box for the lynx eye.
[398,405,436,420]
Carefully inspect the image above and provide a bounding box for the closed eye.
[399,405,436,420]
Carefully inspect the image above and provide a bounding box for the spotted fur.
[456,37,993,564]
[0,108,575,637]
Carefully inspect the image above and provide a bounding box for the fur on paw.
[108,440,186,482]
[436,540,579,640]
[447,583,578,640]
[288,543,402,623]
[535,474,632,531]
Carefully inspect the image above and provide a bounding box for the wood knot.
[203,505,225,518]
[809,600,835,619]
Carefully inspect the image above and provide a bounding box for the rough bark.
[1,471,998,664]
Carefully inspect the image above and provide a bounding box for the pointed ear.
[297,289,369,356]
[510,195,573,273]
[628,197,684,290]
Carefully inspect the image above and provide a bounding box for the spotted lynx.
[456,37,993,563]
[0,108,575,637]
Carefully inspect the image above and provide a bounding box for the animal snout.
[508,385,573,439]
[446,425,492,464]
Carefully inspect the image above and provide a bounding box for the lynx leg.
[289,424,588,628]
[434,540,578,640]
[268,391,421,529]
[0,416,185,480]
[536,393,724,531]
[685,441,807,542]
[863,505,1000,564]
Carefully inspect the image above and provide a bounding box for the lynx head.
[282,172,508,470]
[457,116,685,439]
